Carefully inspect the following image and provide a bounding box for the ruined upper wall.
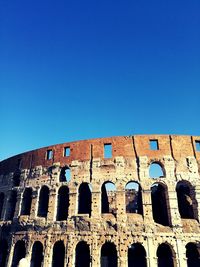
[1,135,200,175]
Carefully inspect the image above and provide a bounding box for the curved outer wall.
[0,135,200,266]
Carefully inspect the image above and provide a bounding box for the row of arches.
[0,180,198,225]
[3,240,199,267]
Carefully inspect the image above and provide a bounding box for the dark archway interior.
[0,239,8,267]
[176,183,195,219]
[126,183,143,215]
[157,244,174,267]
[57,186,69,221]
[101,242,117,267]
[6,190,17,220]
[21,188,32,216]
[78,183,91,215]
[59,167,71,182]
[30,241,43,267]
[11,240,26,267]
[52,241,65,267]
[101,183,109,213]
[151,184,170,226]
[128,243,147,267]
[38,186,49,217]
[186,243,200,267]
[75,241,90,267]
[0,193,5,219]
[13,172,20,187]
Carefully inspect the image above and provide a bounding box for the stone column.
[14,189,23,218]
[68,189,77,217]
[168,185,182,227]
[176,239,188,267]
[30,188,38,219]
[47,188,56,221]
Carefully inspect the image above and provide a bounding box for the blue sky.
[0,0,200,160]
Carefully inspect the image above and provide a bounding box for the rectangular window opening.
[64,147,70,157]
[46,149,53,160]
[150,140,159,150]
[104,144,112,158]
[17,158,22,169]
[195,141,200,152]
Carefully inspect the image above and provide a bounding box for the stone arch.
[101,242,118,267]
[157,243,175,267]
[125,181,143,215]
[30,241,43,267]
[186,242,200,267]
[128,243,147,267]
[0,239,8,267]
[59,166,71,182]
[151,183,171,226]
[6,190,17,220]
[78,183,92,215]
[176,181,197,219]
[37,185,49,217]
[11,240,26,267]
[75,241,90,267]
[149,162,165,178]
[101,181,116,215]
[52,240,65,267]
[21,187,32,216]
[57,186,69,221]
[0,192,5,219]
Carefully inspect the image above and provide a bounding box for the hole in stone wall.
[59,167,71,182]
[6,190,17,220]
[150,140,159,150]
[0,239,8,267]
[151,183,170,226]
[52,241,65,267]
[149,162,164,178]
[125,182,143,215]
[101,182,116,215]
[38,186,49,217]
[46,149,53,160]
[0,193,5,219]
[75,241,90,267]
[195,141,200,152]
[11,240,26,267]
[104,144,112,158]
[101,242,118,267]
[157,243,174,267]
[12,172,20,187]
[186,243,200,267]
[21,188,32,216]
[176,182,195,219]
[128,243,147,267]
[78,183,92,215]
[64,147,70,157]
[57,186,69,221]
[30,241,43,267]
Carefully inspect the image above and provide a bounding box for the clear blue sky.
[0,0,200,160]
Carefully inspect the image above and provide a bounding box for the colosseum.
[0,135,200,267]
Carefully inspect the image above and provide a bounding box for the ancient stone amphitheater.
[0,135,200,267]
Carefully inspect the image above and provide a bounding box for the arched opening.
[6,190,17,220]
[186,243,200,267]
[59,167,71,182]
[0,239,8,267]
[125,182,143,215]
[176,181,196,219]
[38,186,49,217]
[0,193,5,219]
[30,241,43,267]
[149,162,165,178]
[21,188,32,216]
[101,242,117,267]
[128,243,147,267]
[101,182,116,215]
[157,243,174,267]
[13,172,20,187]
[151,183,170,226]
[78,183,92,215]
[11,240,26,267]
[52,241,65,267]
[57,186,69,221]
[75,241,90,267]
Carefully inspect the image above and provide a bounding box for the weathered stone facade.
[0,135,200,267]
